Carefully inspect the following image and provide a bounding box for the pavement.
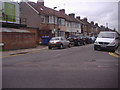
[1,44,120,58]
[2,45,48,57]
[115,46,120,56]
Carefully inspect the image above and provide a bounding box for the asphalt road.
[2,44,118,88]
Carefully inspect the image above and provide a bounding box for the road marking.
[108,52,120,58]
[0,55,10,58]
[1,47,48,58]
[53,54,61,57]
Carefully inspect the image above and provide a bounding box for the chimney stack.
[69,13,75,18]
[59,9,65,13]
[83,17,88,22]
[76,16,81,20]
[37,0,44,6]
[91,21,94,25]
[95,23,98,26]
[100,25,103,28]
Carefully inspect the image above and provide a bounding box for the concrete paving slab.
[115,46,120,56]
[2,45,48,57]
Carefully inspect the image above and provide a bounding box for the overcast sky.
[14,0,119,31]
[44,0,119,30]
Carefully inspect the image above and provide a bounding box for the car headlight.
[94,41,99,45]
[109,41,115,45]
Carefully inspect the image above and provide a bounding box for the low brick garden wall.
[2,32,36,50]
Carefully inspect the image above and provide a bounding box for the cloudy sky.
[15,0,119,31]
[31,0,119,30]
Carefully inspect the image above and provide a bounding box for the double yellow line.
[0,47,48,58]
[109,52,120,58]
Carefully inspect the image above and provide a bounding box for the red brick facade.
[2,32,36,50]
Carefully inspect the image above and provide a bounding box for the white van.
[94,31,119,52]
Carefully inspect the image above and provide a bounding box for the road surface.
[2,44,118,88]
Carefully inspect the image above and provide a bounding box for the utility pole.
[53,7,57,37]
[106,23,108,28]
[106,23,109,31]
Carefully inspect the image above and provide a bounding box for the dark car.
[91,36,96,43]
[67,35,86,46]
[85,36,93,44]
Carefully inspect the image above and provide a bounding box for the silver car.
[48,37,71,49]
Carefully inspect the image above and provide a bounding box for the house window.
[49,16,57,24]
[58,18,61,25]
[70,22,72,28]
[78,24,81,28]
[71,22,74,28]
[49,16,58,24]
[67,22,69,27]
[49,16,54,24]
[55,17,57,24]
[58,18,65,26]
[41,15,45,23]
[67,22,70,27]
[61,19,65,26]
[75,23,81,28]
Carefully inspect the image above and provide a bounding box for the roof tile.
[28,2,82,23]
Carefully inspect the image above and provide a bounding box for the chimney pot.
[37,0,44,6]
[83,17,88,22]
[91,21,94,25]
[69,13,75,18]
[59,9,65,13]
[95,23,98,26]
[76,16,81,20]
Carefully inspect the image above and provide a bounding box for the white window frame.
[75,23,81,28]
[41,15,45,23]
[49,16,54,24]
[61,19,65,26]
[55,17,57,24]
[58,18,65,26]
[49,16,58,24]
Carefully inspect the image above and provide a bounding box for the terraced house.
[20,0,83,42]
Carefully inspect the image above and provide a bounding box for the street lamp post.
[53,7,57,37]
[106,23,108,28]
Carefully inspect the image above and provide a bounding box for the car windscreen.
[69,35,77,38]
[98,33,115,38]
[51,37,60,40]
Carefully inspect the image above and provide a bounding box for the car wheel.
[68,43,71,48]
[94,46,98,51]
[111,50,115,52]
[59,44,63,49]
[109,49,115,52]
[83,42,86,45]
[77,42,81,46]
[48,46,52,49]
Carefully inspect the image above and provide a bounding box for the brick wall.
[21,27,40,44]
[2,32,36,50]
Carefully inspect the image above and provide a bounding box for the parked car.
[79,35,86,45]
[91,36,96,43]
[94,31,119,52]
[85,36,93,44]
[67,35,86,46]
[48,37,71,49]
